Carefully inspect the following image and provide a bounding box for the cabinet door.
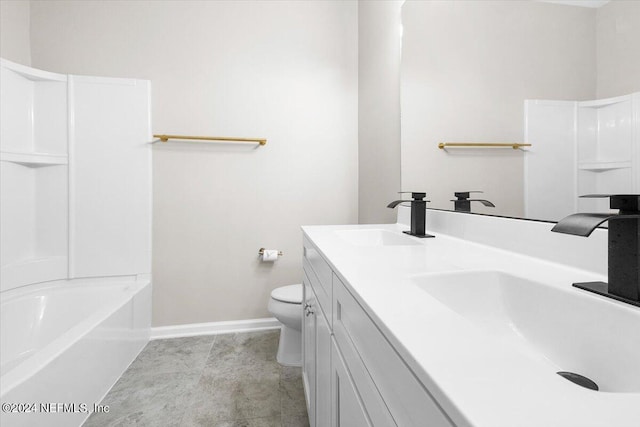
[316,307,332,427]
[302,274,317,427]
[331,341,372,427]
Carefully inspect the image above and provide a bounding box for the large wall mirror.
[400,0,640,222]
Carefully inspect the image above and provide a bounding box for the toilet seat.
[270,284,302,304]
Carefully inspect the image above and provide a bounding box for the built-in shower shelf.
[578,160,631,172]
[1,151,68,167]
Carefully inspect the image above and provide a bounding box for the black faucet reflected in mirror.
[551,194,640,307]
[451,191,495,212]
[387,192,435,238]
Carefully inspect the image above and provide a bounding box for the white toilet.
[268,284,303,367]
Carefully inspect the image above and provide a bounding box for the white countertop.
[302,220,640,427]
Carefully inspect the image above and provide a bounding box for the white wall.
[29,0,358,326]
[596,0,640,98]
[0,0,31,65]
[401,1,597,217]
[358,0,402,224]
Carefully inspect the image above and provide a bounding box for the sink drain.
[557,371,599,391]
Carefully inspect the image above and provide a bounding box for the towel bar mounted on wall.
[152,134,267,145]
[438,142,531,150]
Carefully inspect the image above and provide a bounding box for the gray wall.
[357,0,402,224]
[597,0,640,98]
[28,0,358,327]
[0,0,31,65]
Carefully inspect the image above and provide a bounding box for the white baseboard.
[150,317,281,340]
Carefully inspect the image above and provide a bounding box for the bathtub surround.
[0,59,152,427]
[85,331,309,427]
[0,60,152,291]
[524,92,640,221]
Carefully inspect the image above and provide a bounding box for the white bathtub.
[0,277,151,427]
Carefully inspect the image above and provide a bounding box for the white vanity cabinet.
[303,248,332,427]
[302,236,454,427]
[302,239,394,426]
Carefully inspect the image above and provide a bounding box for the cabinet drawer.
[333,274,454,427]
[303,237,333,289]
[303,238,332,324]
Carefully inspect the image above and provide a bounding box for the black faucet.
[551,194,640,307]
[387,192,435,238]
[451,191,495,212]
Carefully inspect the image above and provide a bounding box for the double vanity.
[301,206,640,427]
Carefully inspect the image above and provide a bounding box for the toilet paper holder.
[258,248,283,257]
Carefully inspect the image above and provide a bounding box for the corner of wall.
[357,0,403,225]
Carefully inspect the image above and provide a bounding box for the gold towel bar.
[438,142,531,150]
[153,134,267,145]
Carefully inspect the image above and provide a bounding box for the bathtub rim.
[0,276,150,397]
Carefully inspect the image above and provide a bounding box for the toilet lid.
[271,284,302,304]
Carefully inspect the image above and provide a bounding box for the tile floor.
[84,330,309,427]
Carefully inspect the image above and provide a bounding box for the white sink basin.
[335,229,421,247]
[411,270,640,393]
